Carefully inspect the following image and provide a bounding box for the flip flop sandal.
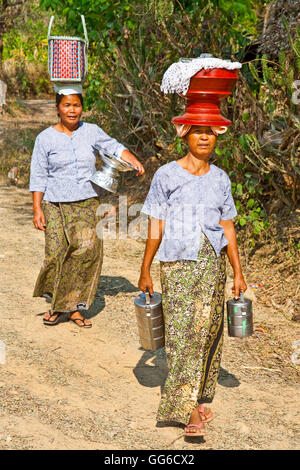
[198,404,214,423]
[184,422,206,437]
[43,310,61,326]
[70,317,92,328]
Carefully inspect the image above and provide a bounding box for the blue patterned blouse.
[141,161,237,261]
[29,122,127,202]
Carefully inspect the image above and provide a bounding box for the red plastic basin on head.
[172,67,239,126]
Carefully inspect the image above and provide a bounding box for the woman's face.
[185,126,217,159]
[57,94,83,127]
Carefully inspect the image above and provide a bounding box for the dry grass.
[0,99,56,185]
[3,58,52,98]
[0,122,41,186]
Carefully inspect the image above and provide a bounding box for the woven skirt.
[157,234,226,426]
[33,197,103,313]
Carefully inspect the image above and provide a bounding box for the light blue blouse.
[29,122,127,202]
[141,161,237,261]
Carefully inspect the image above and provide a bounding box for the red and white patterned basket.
[48,15,88,83]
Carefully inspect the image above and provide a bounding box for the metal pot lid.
[227,296,252,306]
[179,53,215,63]
[134,292,162,308]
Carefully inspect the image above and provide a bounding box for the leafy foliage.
[1,0,298,243]
[37,0,298,242]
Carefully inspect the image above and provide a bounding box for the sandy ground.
[0,101,299,450]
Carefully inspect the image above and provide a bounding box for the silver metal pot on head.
[89,150,137,193]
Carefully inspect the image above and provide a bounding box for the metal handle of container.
[145,290,151,316]
[234,291,245,301]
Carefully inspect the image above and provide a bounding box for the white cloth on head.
[54,83,83,95]
[174,124,192,137]
[211,126,227,135]
[161,57,242,96]
[174,123,228,138]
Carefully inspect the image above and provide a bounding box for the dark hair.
[55,93,84,107]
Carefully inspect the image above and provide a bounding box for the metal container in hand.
[226,292,253,338]
[89,150,137,193]
[134,291,165,351]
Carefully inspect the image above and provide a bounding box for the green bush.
[2,3,51,97]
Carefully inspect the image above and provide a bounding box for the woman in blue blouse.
[30,87,144,327]
[138,124,246,437]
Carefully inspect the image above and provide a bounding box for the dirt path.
[0,102,299,450]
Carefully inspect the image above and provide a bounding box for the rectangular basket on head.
[48,15,88,83]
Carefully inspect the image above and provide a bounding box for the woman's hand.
[138,268,154,295]
[138,217,163,295]
[33,207,46,231]
[232,273,247,299]
[120,150,145,176]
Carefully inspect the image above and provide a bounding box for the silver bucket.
[89,151,137,193]
[134,291,165,351]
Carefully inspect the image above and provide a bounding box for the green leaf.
[236,183,243,196]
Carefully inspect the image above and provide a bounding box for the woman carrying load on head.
[138,57,247,437]
[138,123,247,437]
[30,84,144,328]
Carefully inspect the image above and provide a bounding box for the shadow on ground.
[133,348,168,393]
[133,348,240,392]
[218,366,240,388]
[86,275,139,319]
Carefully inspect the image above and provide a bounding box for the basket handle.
[81,15,89,48]
[47,15,54,40]
[47,14,89,47]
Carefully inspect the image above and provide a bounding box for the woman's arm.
[93,125,145,175]
[32,191,46,231]
[30,135,49,231]
[138,217,164,295]
[219,219,247,298]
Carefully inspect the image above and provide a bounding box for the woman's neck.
[54,121,80,136]
[178,152,211,176]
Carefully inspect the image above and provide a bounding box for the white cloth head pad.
[174,124,227,137]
